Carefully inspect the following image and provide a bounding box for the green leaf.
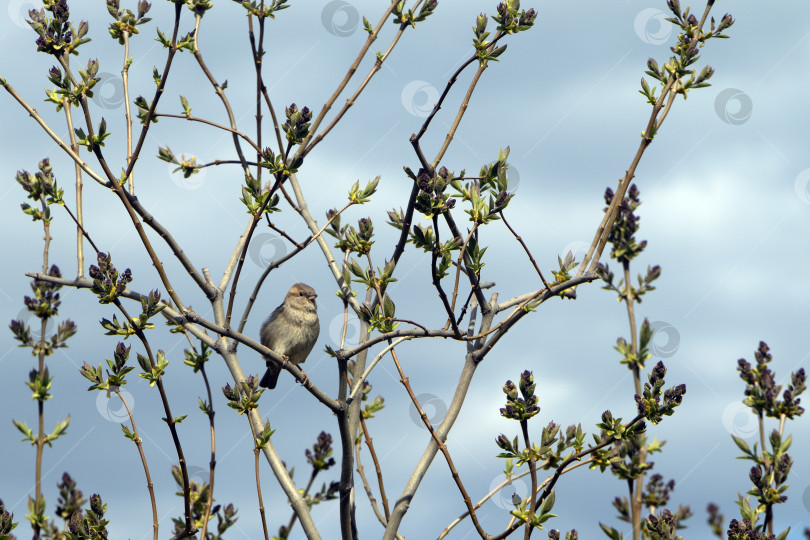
[12,420,35,443]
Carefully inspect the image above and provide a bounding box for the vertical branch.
[197,363,217,540]
[622,260,644,540]
[247,4,285,158]
[192,14,250,177]
[243,3,271,210]
[247,420,271,540]
[623,262,641,398]
[520,419,537,540]
[123,2,183,180]
[217,344,323,538]
[62,99,84,276]
[448,223,478,314]
[112,300,195,536]
[359,416,390,520]
[430,215,461,336]
[112,388,159,540]
[336,348,358,539]
[33,192,52,537]
[388,347,490,538]
[442,212,488,314]
[122,31,134,193]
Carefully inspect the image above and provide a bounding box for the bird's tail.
[259,360,280,389]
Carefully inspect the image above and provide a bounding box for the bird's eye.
[299,292,304,296]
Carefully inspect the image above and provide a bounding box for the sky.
[2,0,810,538]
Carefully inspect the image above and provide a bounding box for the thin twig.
[248,420,271,540]
[348,337,412,402]
[355,431,403,539]
[389,347,490,538]
[520,418,537,540]
[155,113,261,153]
[430,215,461,336]
[113,299,195,537]
[112,388,159,540]
[123,2,183,181]
[295,0,400,158]
[499,210,549,290]
[448,223,479,315]
[192,14,250,176]
[197,361,217,540]
[304,20,409,157]
[122,31,134,193]
[359,415,391,521]
[439,460,594,539]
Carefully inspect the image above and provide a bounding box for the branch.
[430,215,461,336]
[296,0,400,158]
[347,337,412,402]
[154,113,261,153]
[219,346,324,540]
[304,17,410,157]
[25,273,217,349]
[123,2,183,180]
[192,14,250,175]
[391,347,492,538]
[499,210,549,290]
[382,294,499,539]
[439,459,594,539]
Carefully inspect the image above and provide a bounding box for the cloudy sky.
[2,0,810,538]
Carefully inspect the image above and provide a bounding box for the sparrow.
[259,283,320,389]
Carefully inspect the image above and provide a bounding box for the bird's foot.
[298,367,310,386]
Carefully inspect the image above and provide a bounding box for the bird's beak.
[308,293,318,300]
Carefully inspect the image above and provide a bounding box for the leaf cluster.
[222,376,264,415]
[106,0,152,44]
[88,252,132,304]
[27,1,90,57]
[170,464,239,539]
[737,341,806,419]
[16,159,65,222]
[634,361,686,424]
[79,341,134,390]
[392,0,438,27]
